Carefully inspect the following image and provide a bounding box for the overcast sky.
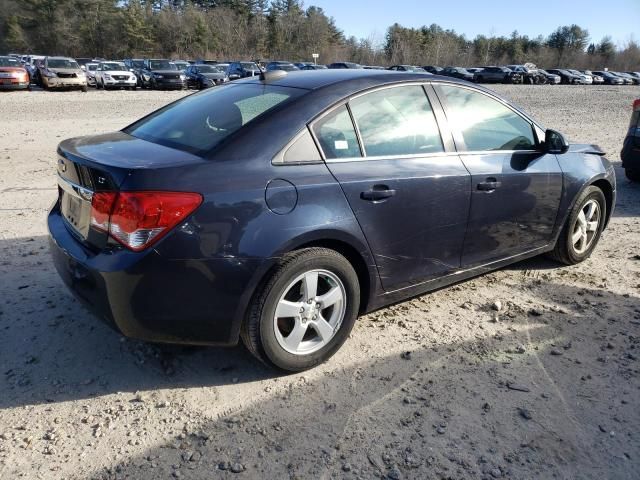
[312,0,639,47]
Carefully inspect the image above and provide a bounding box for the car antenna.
[260,70,287,82]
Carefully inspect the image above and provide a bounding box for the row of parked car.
[2,53,639,92]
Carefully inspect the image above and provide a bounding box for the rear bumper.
[48,205,262,346]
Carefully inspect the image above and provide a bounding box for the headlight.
[180,74,186,80]
[104,74,112,80]
[153,74,163,79]
[43,69,57,78]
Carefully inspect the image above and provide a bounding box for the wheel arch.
[590,178,614,228]
[229,229,380,345]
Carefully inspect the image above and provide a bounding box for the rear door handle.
[477,178,502,191]
[361,185,396,201]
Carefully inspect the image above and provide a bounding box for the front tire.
[548,186,606,265]
[241,248,360,371]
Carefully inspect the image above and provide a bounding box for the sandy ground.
[0,85,639,480]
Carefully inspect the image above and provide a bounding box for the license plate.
[60,187,91,239]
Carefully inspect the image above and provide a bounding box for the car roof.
[240,69,475,91]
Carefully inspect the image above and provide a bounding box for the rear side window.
[349,85,443,156]
[312,105,361,159]
[125,84,303,155]
[439,85,536,151]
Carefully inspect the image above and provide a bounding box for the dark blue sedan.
[48,70,616,371]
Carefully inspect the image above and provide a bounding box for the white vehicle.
[85,63,99,86]
[568,69,592,85]
[94,61,137,90]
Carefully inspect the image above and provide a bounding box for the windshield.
[125,84,304,155]
[48,58,80,69]
[86,64,98,71]
[131,60,144,68]
[173,62,189,68]
[149,60,176,70]
[0,57,20,67]
[197,65,224,73]
[241,62,259,69]
[102,62,125,70]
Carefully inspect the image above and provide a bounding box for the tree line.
[1,0,638,70]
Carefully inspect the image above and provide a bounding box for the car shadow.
[82,280,639,480]
[0,235,276,411]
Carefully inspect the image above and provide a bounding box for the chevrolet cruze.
[49,70,616,371]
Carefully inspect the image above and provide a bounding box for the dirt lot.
[0,85,639,480]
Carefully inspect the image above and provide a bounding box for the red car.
[0,56,29,90]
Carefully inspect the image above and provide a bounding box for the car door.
[312,84,471,291]
[434,83,563,267]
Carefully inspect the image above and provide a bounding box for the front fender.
[552,152,616,242]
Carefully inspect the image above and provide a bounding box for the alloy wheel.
[571,199,601,254]
[273,269,346,355]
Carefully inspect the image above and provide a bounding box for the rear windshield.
[124,83,304,155]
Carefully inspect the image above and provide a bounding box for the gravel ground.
[0,85,639,480]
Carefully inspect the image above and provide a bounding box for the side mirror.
[544,129,569,154]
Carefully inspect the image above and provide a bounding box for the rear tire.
[241,248,360,372]
[625,168,640,182]
[548,186,606,265]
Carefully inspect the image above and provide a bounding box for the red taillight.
[634,99,640,111]
[90,192,117,231]
[90,191,202,251]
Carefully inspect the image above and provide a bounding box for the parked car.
[266,61,299,72]
[294,62,314,69]
[301,64,328,70]
[362,65,385,70]
[184,64,228,89]
[75,58,93,70]
[566,69,592,85]
[172,60,190,72]
[506,64,546,84]
[48,70,615,371]
[94,61,137,90]
[37,56,88,91]
[466,67,483,75]
[194,59,219,65]
[227,61,262,79]
[474,66,520,84]
[23,55,45,81]
[138,59,186,90]
[0,56,29,90]
[387,65,428,73]
[327,62,363,69]
[422,66,444,74]
[581,70,603,85]
[546,69,585,85]
[441,67,475,81]
[592,71,625,85]
[626,72,640,81]
[536,69,561,84]
[621,99,640,182]
[615,72,640,85]
[85,63,99,86]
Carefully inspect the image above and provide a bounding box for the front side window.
[439,85,536,151]
[312,105,361,159]
[349,85,444,156]
[125,84,303,155]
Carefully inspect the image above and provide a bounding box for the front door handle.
[477,178,502,191]
[361,185,396,201]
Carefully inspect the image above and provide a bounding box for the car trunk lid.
[56,132,204,249]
